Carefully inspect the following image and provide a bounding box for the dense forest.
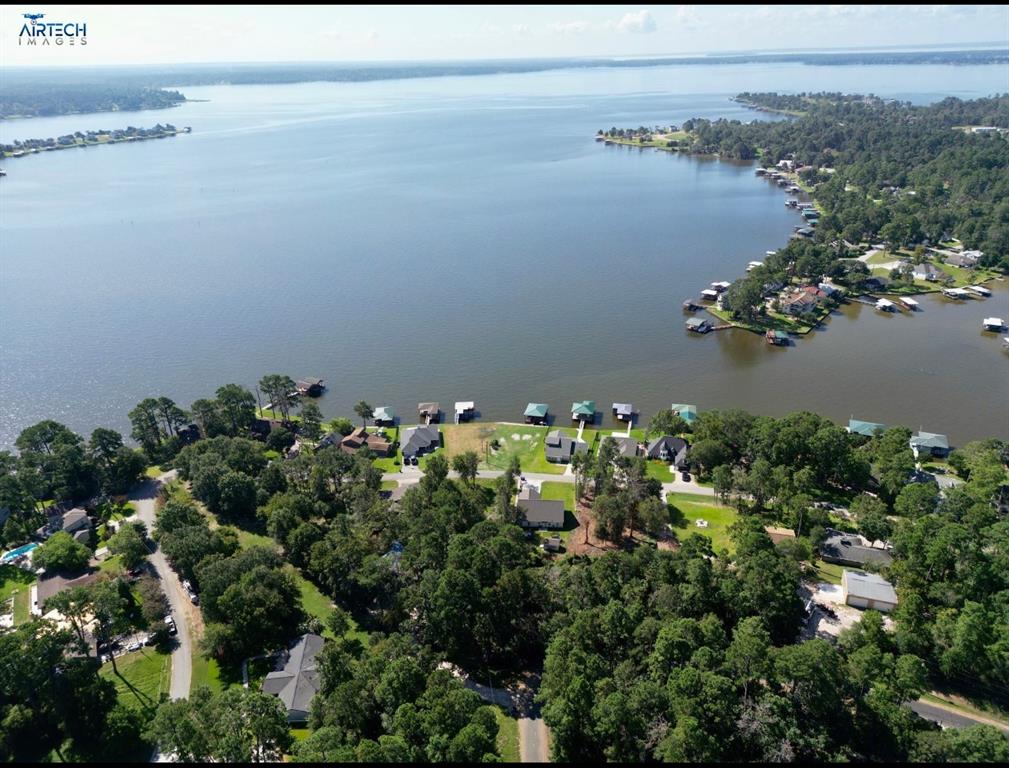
[2,373,1008,761]
[0,83,185,119]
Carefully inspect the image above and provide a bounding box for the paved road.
[382,468,716,499]
[909,699,1009,732]
[129,471,192,702]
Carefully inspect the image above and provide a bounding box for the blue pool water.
[0,543,39,563]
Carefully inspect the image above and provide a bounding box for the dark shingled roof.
[819,530,893,568]
[262,634,324,722]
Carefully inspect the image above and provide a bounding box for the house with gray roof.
[848,418,886,437]
[544,430,587,464]
[645,436,689,469]
[400,425,441,459]
[841,570,898,612]
[516,485,565,529]
[262,633,324,723]
[604,435,640,459]
[819,529,893,569]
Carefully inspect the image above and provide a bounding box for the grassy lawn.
[145,465,163,479]
[98,553,124,575]
[646,460,677,483]
[227,525,277,552]
[812,559,846,585]
[288,566,369,645]
[290,727,311,742]
[100,647,171,711]
[667,493,739,553]
[483,424,565,475]
[1,565,34,626]
[380,480,398,491]
[537,482,581,549]
[494,706,520,762]
[190,653,227,694]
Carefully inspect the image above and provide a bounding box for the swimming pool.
[0,543,38,564]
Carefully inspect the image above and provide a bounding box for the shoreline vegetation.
[599,90,1009,337]
[0,123,191,160]
[2,48,1006,121]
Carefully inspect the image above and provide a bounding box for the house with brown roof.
[319,427,392,457]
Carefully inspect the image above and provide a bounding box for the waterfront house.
[685,317,712,333]
[262,634,323,723]
[612,403,634,421]
[571,401,595,423]
[603,434,640,458]
[848,419,886,437]
[400,425,441,459]
[645,436,689,469]
[544,430,587,463]
[524,403,549,425]
[516,484,565,529]
[864,275,890,291]
[819,529,893,568]
[780,290,820,316]
[911,262,946,282]
[909,431,951,458]
[818,281,843,297]
[373,406,396,426]
[323,427,392,457]
[842,570,898,613]
[945,251,979,268]
[454,401,475,423]
[417,402,440,424]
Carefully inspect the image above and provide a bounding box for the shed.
[842,570,898,612]
[571,400,595,422]
[418,403,440,423]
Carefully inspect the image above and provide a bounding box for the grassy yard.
[538,482,581,549]
[811,559,846,585]
[667,493,739,553]
[1,565,35,626]
[646,460,677,483]
[381,480,399,491]
[483,424,565,475]
[190,653,227,694]
[145,465,163,479]
[100,647,171,711]
[98,553,124,575]
[494,706,520,762]
[227,525,277,552]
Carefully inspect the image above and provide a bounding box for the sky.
[2,5,1007,67]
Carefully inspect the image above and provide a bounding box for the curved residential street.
[129,471,193,702]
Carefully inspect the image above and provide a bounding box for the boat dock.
[966,285,992,297]
[942,288,973,300]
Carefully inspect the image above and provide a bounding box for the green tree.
[353,401,374,428]
[258,375,298,422]
[107,521,149,570]
[647,409,689,438]
[299,402,323,441]
[215,384,257,436]
[33,530,91,573]
[451,451,479,484]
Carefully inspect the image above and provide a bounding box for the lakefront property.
[4,7,1009,764]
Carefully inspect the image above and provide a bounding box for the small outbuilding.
[373,406,396,426]
[571,401,595,423]
[524,403,549,425]
[841,570,898,613]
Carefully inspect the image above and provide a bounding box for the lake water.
[1,62,1007,447]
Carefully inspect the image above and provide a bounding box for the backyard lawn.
[1,565,34,626]
[100,647,171,711]
[538,482,580,549]
[666,493,739,553]
[812,559,846,585]
[481,425,564,475]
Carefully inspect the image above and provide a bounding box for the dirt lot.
[440,424,496,461]
[799,581,894,642]
[565,494,674,556]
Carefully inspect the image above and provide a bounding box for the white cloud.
[512,23,530,34]
[616,10,657,34]
[550,20,591,35]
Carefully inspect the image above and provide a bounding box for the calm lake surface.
[1,62,1007,447]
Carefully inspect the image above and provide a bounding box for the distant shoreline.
[1,126,191,160]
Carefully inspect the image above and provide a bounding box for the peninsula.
[600,92,1009,337]
[0,123,191,160]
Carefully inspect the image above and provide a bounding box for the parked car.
[144,634,157,646]
[164,614,175,625]
[181,579,193,592]
[126,641,142,652]
[167,623,177,636]
[189,593,200,606]
[100,653,112,664]
[681,471,691,482]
